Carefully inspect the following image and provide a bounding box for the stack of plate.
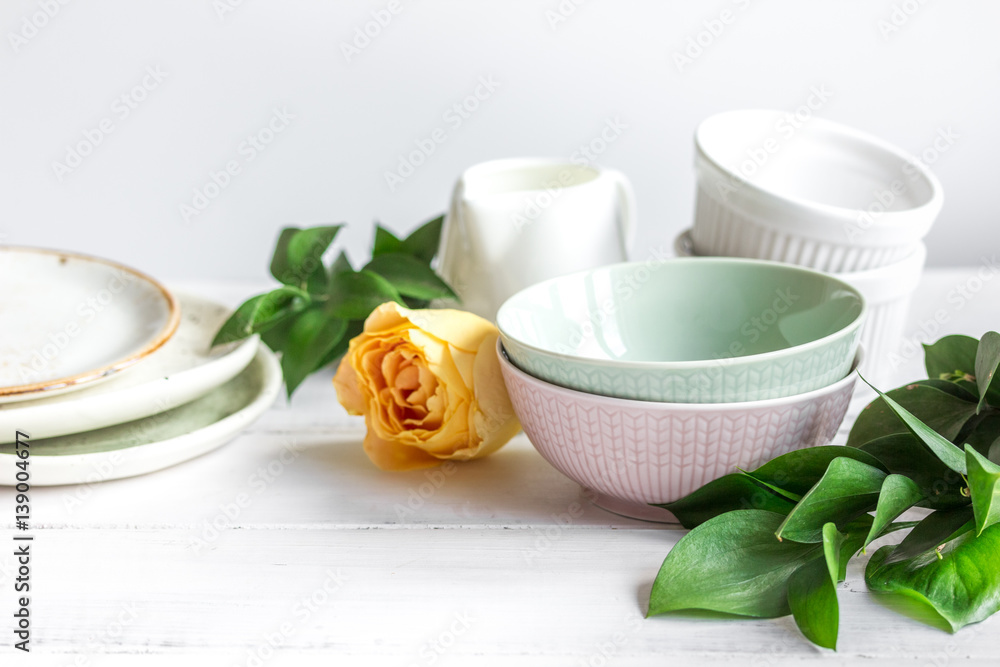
[0,247,281,486]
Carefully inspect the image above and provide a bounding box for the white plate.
[0,345,281,486]
[0,293,259,442]
[0,246,180,402]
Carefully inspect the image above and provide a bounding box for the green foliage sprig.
[212,215,456,397]
[647,332,1000,650]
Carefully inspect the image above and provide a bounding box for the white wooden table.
[3,267,999,665]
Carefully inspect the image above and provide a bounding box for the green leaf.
[858,377,969,475]
[847,383,980,449]
[912,378,979,403]
[865,474,925,548]
[775,457,886,543]
[866,522,1000,632]
[211,287,310,346]
[259,313,297,352]
[787,559,838,650]
[822,522,846,582]
[372,224,404,257]
[364,253,457,301]
[924,334,980,381]
[744,446,886,497]
[964,414,1000,461]
[836,516,880,581]
[656,474,797,529]
[402,214,444,264]
[288,225,342,282]
[330,250,353,276]
[270,227,299,285]
[788,523,844,650]
[279,308,348,397]
[857,434,969,510]
[975,331,1000,412]
[315,319,363,370]
[966,445,1000,536]
[327,269,403,320]
[885,506,975,565]
[648,511,822,619]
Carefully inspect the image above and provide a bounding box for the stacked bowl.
[495,258,866,522]
[680,109,942,385]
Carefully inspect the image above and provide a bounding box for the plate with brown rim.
[0,246,180,403]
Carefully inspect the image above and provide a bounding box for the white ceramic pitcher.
[437,158,636,319]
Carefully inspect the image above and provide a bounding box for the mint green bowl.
[495,258,865,403]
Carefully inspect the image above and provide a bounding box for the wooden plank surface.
[1,268,998,662]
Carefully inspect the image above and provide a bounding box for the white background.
[2,0,998,281]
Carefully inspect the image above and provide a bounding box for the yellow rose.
[333,302,521,471]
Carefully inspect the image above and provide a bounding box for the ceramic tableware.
[675,229,925,387]
[437,157,636,319]
[498,340,862,522]
[496,257,865,403]
[0,345,280,486]
[0,293,259,442]
[692,109,943,272]
[0,246,180,402]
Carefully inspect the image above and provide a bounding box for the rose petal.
[362,416,443,471]
[467,332,521,458]
[332,356,365,415]
[368,302,496,353]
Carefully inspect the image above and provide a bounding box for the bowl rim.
[694,109,944,226]
[495,257,867,371]
[498,337,864,411]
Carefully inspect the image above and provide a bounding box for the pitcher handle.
[605,169,636,260]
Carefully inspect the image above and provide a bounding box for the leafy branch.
[647,332,1000,649]
[212,215,456,397]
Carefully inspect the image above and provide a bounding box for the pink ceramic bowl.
[498,339,860,522]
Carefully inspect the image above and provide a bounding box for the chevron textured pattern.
[500,351,856,510]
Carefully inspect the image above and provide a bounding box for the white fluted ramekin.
[692,110,942,272]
